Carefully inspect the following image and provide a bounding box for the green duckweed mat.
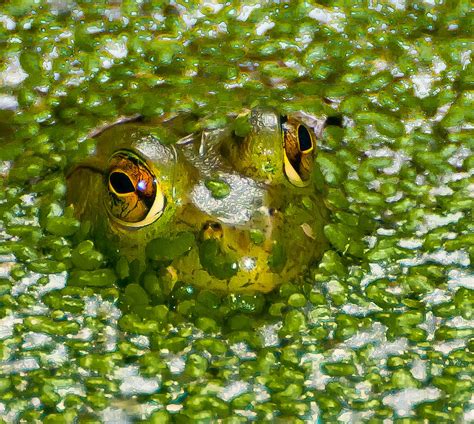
[0,1,473,422]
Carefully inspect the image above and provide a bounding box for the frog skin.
[67,109,329,293]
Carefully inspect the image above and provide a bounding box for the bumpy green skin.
[67,110,329,293]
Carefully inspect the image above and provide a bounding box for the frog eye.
[282,120,316,187]
[105,150,165,227]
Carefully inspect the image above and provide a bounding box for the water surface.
[0,1,472,422]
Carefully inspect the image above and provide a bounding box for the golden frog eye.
[105,150,165,227]
[282,118,316,187]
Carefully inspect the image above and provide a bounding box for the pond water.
[0,1,473,423]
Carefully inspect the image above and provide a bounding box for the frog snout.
[201,221,223,240]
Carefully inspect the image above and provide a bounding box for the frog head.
[67,109,328,293]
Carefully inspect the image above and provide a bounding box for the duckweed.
[68,268,117,287]
[23,316,80,336]
[0,0,472,422]
[205,178,231,199]
[199,239,239,279]
[71,241,104,270]
[146,232,195,262]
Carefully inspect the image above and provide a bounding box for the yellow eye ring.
[105,150,166,228]
[283,151,307,187]
[282,121,316,187]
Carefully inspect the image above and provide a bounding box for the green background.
[0,1,472,422]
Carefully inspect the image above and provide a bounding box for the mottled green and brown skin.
[67,109,329,293]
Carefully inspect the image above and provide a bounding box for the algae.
[0,0,473,422]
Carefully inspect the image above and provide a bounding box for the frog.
[66,109,329,293]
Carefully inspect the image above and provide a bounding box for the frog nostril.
[202,221,223,240]
[211,222,222,231]
[109,171,135,194]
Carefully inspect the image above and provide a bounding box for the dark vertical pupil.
[110,172,135,194]
[297,125,312,152]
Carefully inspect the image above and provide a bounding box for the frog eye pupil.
[110,172,135,194]
[297,125,312,152]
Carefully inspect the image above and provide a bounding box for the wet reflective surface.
[0,1,472,422]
